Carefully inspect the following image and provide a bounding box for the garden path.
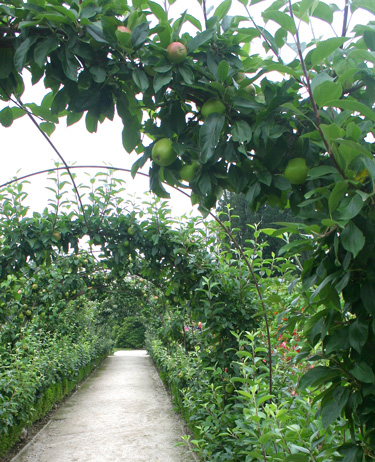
[11,351,196,462]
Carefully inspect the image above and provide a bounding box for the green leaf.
[308,165,337,179]
[34,37,59,68]
[262,10,296,34]
[86,24,109,44]
[339,139,372,159]
[117,96,141,153]
[200,114,225,163]
[245,182,261,207]
[311,37,348,67]
[231,120,252,143]
[360,281,375,316]
[153,70,173,93]
[340,222,365,258]
[313,81,342,107]
[131,22,150,48]
[349,319,368,354]
[14,36,38,72]
[39,121,55,136]
[298,366,341,389]
[364,30,375,51]
[328,99,375,122]
[340,445,364,462]
[321,387,350,427]
[0,48,14,79]
[179,65,195,84]
[283,455,309,462]
[150,167,170,198]
[50,5,77,21]
[131,151,149,178]
[61,48,79,81]
[214,0,232,21]
[122,125,140,153]
[256,394,274,405]
[351,0,375,15]
[66,112,83,127]
[338,193,365,221]
[86,65,104,84]
[70,89,98,112]
[148,1,168,22]
[258,432,276,444]
[132,68,149,92]
[185,14,202,31]
[187,29,215,53]
[217,60,229,82]
[0,107,14,127]
[38,12,72,24]
[329,181,348,214]
[312,1,334,23]
[320,123,341,141]
[85,111,98,133]
[350,362,375,383]
[360,156,375,181]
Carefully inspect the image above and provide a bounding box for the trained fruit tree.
[1,0,375,457]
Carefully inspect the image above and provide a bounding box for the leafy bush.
[113,316,145,349]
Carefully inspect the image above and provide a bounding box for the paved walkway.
[12,351,196,462]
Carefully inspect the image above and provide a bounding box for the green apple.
[52,231,61,241]
[201,98,225,119]
[166,41,187,64]
[152,138,177,167]
[180,161,201,182]
[245,83,256,96]
[284,158,309,185]
[225,383,234,394]
[32,283,38,290]
[235,72,246,82]
[127,226,135,236]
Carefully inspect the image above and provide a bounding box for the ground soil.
[4,351,197,462]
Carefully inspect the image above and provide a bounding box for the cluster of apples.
[151,97,227,182]
[117,27,309,186]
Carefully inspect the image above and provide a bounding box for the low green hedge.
[0,352,108,457]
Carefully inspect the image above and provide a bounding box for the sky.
[0,0,368,217]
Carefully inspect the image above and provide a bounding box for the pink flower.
[184,326,189,332]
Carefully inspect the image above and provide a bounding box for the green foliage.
[113,316,145,349]
[1,0,375,458]
[217,191,302,260]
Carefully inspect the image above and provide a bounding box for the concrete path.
[12,351,196,462]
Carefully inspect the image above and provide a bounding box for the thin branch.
[21,105,91,230]
[0,165,149,189]
[342,0,349,37]
[287,0,346,179]
[0,84,92,230]
[243,5,281,61]
[209,213,273,396]
[202,0,208,28]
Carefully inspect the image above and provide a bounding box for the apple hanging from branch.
[152,138,177,167]
[167,41,187,64]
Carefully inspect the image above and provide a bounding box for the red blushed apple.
[167,42,187,64]
[117,25,131,34]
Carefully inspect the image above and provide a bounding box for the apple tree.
[1,0,375,456]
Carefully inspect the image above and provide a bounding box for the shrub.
[113,316,145,349]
